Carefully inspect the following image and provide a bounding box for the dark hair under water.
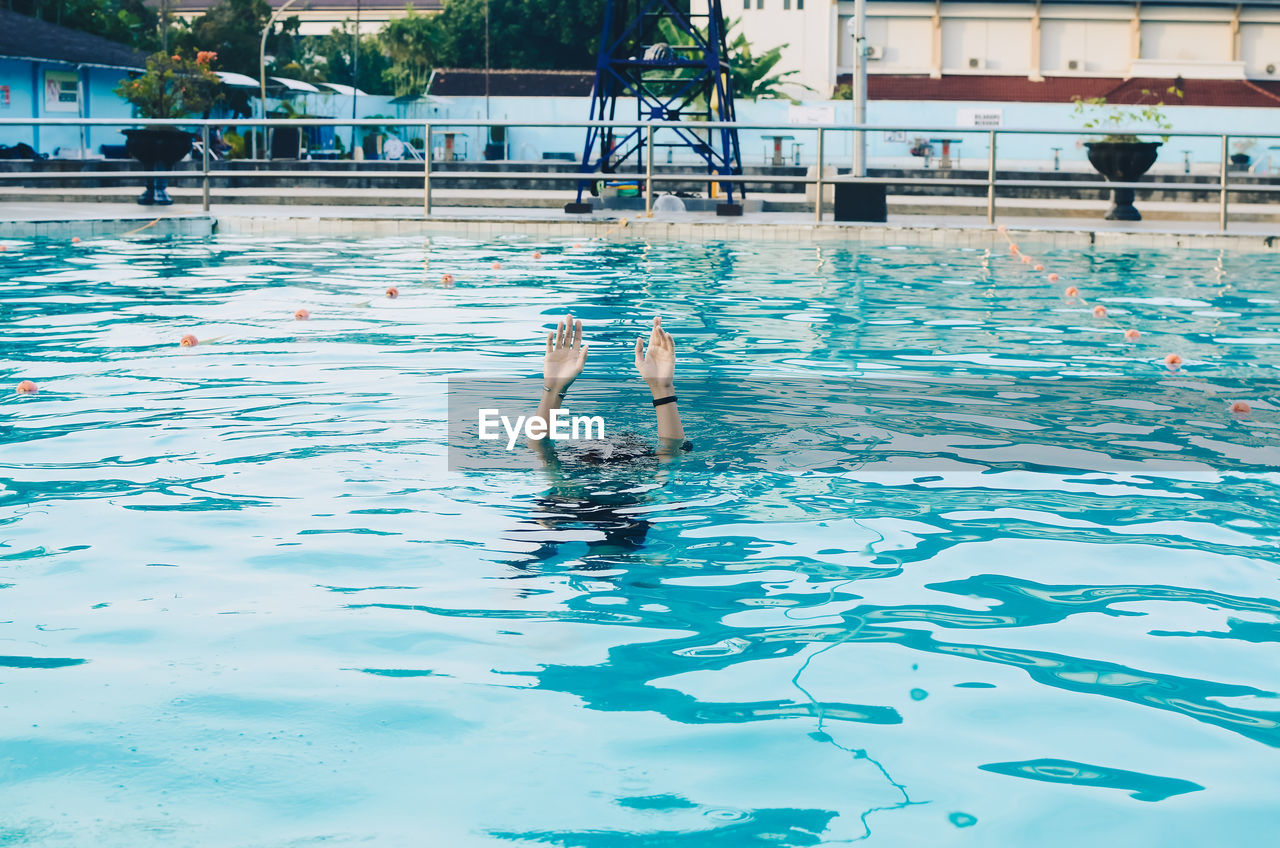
[559,431,693,466]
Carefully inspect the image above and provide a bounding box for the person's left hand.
[544,313,588,393]
[635,315,675,392]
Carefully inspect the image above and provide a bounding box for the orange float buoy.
[997,225,1008,234]
[440,273,454,285]
[1021,255,1032,264]
[1048,273,1059,282]
[0,244,7,252]
[1065,286,1079,297]
[1231,400,1251,414]
[532,251,542,259]
[572,243,582,249]
[1093,305,1108,317]
[491,262,502,270]
[295,308,310,320]
[71,237,81,243]
[179,334,198,347]
[1009,244,1019,254]
[16,380,37,394]
[1034,264,1045,271]
[386,286,398,298]
[1124,329,1141,341]
[1164,353,1183,369]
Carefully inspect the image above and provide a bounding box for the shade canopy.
[318,82,370,96]
[389,93,455,105]
[271,76,322,93]
[216,70,261,89]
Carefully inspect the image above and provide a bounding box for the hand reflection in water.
[507,314,691,576]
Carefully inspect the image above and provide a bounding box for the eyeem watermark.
[478,408,606,450]
[450,374,1280,474]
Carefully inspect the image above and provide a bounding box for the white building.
[712,0,1280,99]
[168,0,440,35]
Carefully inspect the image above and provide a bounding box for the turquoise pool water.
[2,234,1278,846]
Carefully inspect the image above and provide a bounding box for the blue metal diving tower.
[565,0,745,215]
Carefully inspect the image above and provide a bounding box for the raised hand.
[634,315,675,392]
[544,313,588,394]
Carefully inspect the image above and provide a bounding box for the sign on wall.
[788,104,836,125]
[44,70,79,112]
[956,108,1003,128]
[0,85,10,107]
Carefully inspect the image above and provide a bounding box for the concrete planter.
[1085,141,1162,221]
[123,128,194,205]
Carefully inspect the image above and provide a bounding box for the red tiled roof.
[431,69,595,97]
[849,74,1280,108]
[166,0,442,11]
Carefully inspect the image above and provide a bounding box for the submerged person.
[502,314,690,573]
[533,312,685,453]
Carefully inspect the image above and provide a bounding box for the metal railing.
[1,117,1277,232]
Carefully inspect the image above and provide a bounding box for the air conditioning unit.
[1066,58,1083,71]
[865,44,884,61]
[967,57,986,70]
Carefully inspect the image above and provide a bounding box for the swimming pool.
[2,234,1277,846]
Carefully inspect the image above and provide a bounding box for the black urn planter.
[1084,141,1161,221]
[123,128,194,205]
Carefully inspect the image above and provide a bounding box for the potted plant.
[1071,87,1181,221]
[115,51,223,205]
[1230,138,1256,171]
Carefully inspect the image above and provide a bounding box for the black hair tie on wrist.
[652,395,677,407]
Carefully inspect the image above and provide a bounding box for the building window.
[757,0,763,8]
[784,0,790,7]
[797,0,803,7]
[744,0,750,7]
[43,70,79,113]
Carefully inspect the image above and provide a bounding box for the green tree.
[9,0,160,51]
[726,26,807,101]
[177,0,293,76]
[434,0,603,70]
[268,14,314,78]
[179,0,267,74]
[656,16,809,102]
[379,5,447,96]
[307,21,394,95]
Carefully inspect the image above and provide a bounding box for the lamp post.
[484,0,491,120]
[352,0,361,156]
[845,0,867,177]
[160,0,170,53]
[836,0,885,222]
[260,0,302,161]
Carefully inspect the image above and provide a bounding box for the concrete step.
[3,185,1277,223]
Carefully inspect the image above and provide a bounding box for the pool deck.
[1,197,1277,251]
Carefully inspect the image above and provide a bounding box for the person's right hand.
[634,315,675,393]
[544,313,588,393]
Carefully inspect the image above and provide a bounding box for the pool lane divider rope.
[120,217,163,237]
[3,230,1253,418]
[995,225,1251,416]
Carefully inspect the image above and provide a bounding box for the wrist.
[544,377,575,394]
[646,380,674,396]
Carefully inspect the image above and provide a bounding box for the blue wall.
[303,92,1278,171]
[0,58,135,155]
[3,70,1275,169]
